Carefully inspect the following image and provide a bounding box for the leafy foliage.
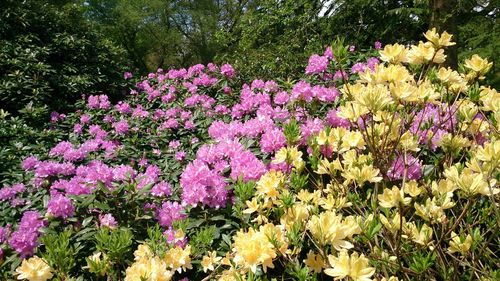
[0,0,130,114]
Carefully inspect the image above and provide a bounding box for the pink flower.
[274,91,289,105]
[220,64,235,78]
[151,181,172,197]
[324,46,334,59]
[291,81,313,102]
[113,119,129,135]
[260,128,286,154]
[387,154,422,180]
[175,151,186,161]
[305,54,329,75]
[123,72,133,79]
[100,214,118,228]
[156,201,187,228]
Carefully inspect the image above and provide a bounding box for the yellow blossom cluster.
[124,244,192,281]
[15,256,53,281]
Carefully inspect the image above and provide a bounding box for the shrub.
[0,30,498,280]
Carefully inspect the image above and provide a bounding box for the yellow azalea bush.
[183,30,499,281]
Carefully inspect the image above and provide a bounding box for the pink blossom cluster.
[156,201,187,227]
[8,211,47,257]
[181,139,266,208]
[409,103,457,150]
[387,154,423,180]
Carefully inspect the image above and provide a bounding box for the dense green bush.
[0,0,131,114]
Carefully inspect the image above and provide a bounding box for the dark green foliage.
[0,0,130,114]
[0,106,62,185]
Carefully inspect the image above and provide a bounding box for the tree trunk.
[429,0,458,69]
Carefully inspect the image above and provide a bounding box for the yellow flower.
[404,222,433,246]
[85,252,109,276]
[316,158,342,175]
[379,212,405,234]
[272,147,304,170]
[338,102,370,122]
[232,228,277,273]
[259,223,289,255]
[403,180,423,197]
[134,244,153,261]
[479,86,500,112]
[424,28,456,47]
[437,67,463,84]
[464,55,493,79]
[444,166,498,196]
[324,251,375,281]
[407,41,446,64]
[201,251,222,272]
[243,197,261,214]
[378,186,412,209]
[342,165,383,185]
[304,251,325,273]
[379,43,408,64]
[341,131,366,151]
[476,140,500,165]
[125,256,173,281]
[164,245,192,273]
[414,198,446,223]
[15,256,53,281]
[307,211,360,250]
[389,82,419,102]
[319,194,352,210]
[354,84,393,113]
[280,203,309,230]
[255,170,285,199]
[448,231,473,255]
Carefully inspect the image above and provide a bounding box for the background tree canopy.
[0,0,498,116]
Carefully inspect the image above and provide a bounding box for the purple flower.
[21,156,38,171]
[9,211,46,257]
[9,230,39,258]
[175,151,186,161]
[163,228,188,248]
[291,81,313,102]
[47,194,75,219]
[220,64,235,78]
[366,57,380,71]
[274,91,289,105]
[387,154,422,180]
[181,159,228,208]
[349,45,356,52]
[374,41,382,50]
[99,214,118,229]
[151,181,172,197]
[326,109,351,128]
[324,46,333,59]
[0,184,26,201]
[156,201,187,228]
[0,225,11,243]
[312,85,340,102]
[80,114,91,124]
[169,140,181,149]
[351,62,367,74]
[123,72,133,79]
[260,128,286,154]
[305,54,329,75]
[113,119,129,135]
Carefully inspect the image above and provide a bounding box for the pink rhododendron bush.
[1,30,499,280]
